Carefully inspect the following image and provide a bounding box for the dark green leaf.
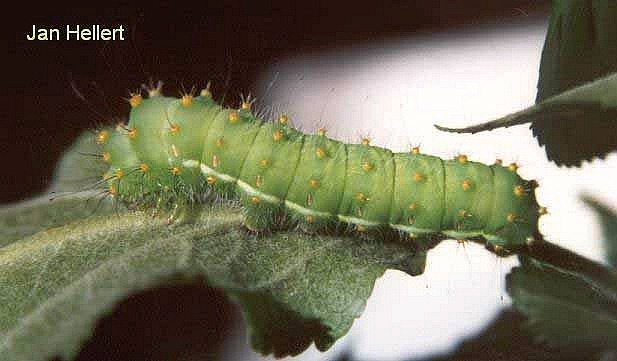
[583,195,617,268]
[415,309,602,361]
[536,0,617,102]
[533,0,617,167]
[435,2,617,166]
[507,257,617,351]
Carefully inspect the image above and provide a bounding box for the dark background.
[1,0,550,204]
[3,1,553,360]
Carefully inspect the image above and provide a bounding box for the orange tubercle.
[273,130,284,141]
[362,161,374,172]
[181,94,193,107]
[461,179,473,191]
[513,185,525,197]
[228,111,239,123]
[96,130,109,144]
[127,128,138,139]
[128,94,142,108]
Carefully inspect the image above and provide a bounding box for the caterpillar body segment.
[442,159,494,233]
[100,89,542,251]
[128,95,175,166]
[390,153,445,234]
[285,134,348,232]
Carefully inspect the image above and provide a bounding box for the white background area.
[224,16,617,361]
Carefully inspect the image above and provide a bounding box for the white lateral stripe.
[188,160,448,233]
[336,215,382,227]
[442,230,483,238]
[182,159,200,168]
[199,163,237,182]
[236,180,281,204]
[390,224,438,234]
[284,200,333,218]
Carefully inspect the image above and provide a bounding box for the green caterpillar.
[97,82,545,253]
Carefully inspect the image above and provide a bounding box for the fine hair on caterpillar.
[93,80,546,255]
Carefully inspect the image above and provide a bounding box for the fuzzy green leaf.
[1,128,116,247]
[0,193,114,247]
[49,130,110,194]
[507,257,617,351]
[583,196,617,268]
[0,206,426,360]
[435,1,617,166]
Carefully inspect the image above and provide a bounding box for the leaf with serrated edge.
[507,257,617,350]
[436,0,617,166]
[434,72,617,166]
